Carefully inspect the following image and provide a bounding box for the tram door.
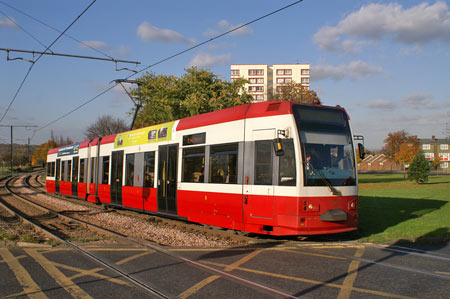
[110,151,124,206]
[244,129,275,221]
[55,159,61,193]
[157,144,178,215]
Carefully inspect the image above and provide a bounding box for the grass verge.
[351,173,450,243]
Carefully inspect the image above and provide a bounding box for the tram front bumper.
[320,209,348,222]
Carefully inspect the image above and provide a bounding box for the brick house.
[419,136,450,171]
[358,154,402,171]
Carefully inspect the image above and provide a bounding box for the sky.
[0,0,449,150]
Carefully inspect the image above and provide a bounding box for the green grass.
[352,173,450,243]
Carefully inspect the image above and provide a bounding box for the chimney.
[432,135,435,141]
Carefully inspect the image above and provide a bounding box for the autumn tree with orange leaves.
[382,130,420,165]
[395,143,420,167]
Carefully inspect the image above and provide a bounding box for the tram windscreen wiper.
[305,162,342,196]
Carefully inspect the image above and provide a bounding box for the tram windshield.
[293,104,356,187]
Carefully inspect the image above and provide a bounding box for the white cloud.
[365,99,396,110]
[188,53,231,68]
[116,45,131,57]
[79,40,109,50]
[0,16,17,28]
[314,1,450,54]
[311,61,382,81]
[137,22,195,44]
[204,19,253,37]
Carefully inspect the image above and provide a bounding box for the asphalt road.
[1,239,449,298]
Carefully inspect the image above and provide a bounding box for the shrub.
[407,153,431,184]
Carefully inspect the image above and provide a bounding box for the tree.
[85,115,129,139]
[382,130,419,165]
[407,152,431,184]
[267,81,321,104]
[132,67,253,128]
[50,131,73,147]
[31,132,73,167]
[31,140,58,167]
[432,155,442,170]
[395,143,420,167]
[444,111,450,138]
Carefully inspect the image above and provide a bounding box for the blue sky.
[0,0,449,150]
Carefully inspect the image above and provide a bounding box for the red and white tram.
[46,101,364,236]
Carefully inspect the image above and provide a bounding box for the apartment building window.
[249,78,264,84]
[249,69,264,76]
[248,86,256,92]
[439,153,449,161]
[301,78,310,84]
[276,86,291,92]
[301,69,310,75]
[277,69,292,75]
[256,86,264,92]
[231,70,239,76]
[424,153,434,160]
[440,144,449,150]
[255,95,264,101]
[422,144,431,150]
[277,78,292,84]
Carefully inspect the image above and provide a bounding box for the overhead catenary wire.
[0,0,97,124]
[0,9,51,51]
[0,0,113,60]
[33,0,305,136]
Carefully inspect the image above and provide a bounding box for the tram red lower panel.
[59,181,72,197]
[46,180,55,193]
[177,190,244,231]
[78,183,87,200]
[98,184,111,203]
[122,186,157,212]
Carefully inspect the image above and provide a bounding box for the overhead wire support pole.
[0,48,141,66]
[0,125,37,171]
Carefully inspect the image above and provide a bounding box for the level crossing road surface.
[1,239,449,298]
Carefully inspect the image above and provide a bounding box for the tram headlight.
[348,200,358,210]
[303,201,320,212]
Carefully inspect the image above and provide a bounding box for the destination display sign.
[57,143,80,157]
[114,121,177,149]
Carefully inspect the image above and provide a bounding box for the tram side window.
[72,157,79,182]
[279,139,296,186]
[144,151,155,188]
[102,156,110,184]
[182,146,205,183]
[61,161,66,181]
[79,159,85,182]
[125,153,135,186]
[56,160,61,181]
[46,163,50,176]
[67,160,72,181]
[90,157,97,184]
[255,140,273,185]
[209,143,238,184]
